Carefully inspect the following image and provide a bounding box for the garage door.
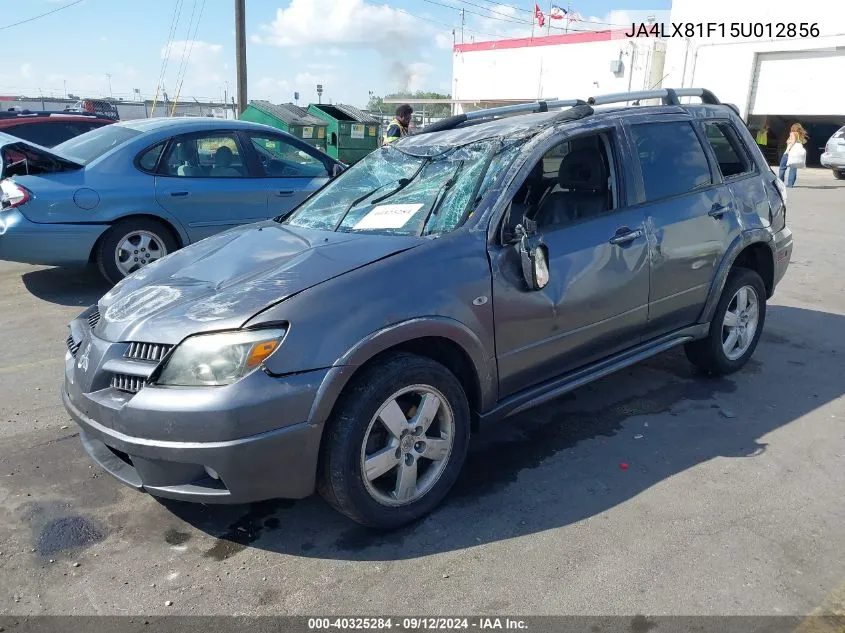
[748,50,845,116]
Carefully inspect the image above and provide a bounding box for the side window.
[161,134,245,178]
[249,134,329,178]
[137,142,166,173]
[630,122,712,202]
[703,122,753,179]
[499,132,617,237]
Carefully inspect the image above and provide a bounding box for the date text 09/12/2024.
[308,618,528,630]
[625,22,821,38]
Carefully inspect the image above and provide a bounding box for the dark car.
[0,110,114,147]
[61,87,793,529]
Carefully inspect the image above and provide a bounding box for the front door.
[627,120,742,338]
[241,131,332,219]
[154,131,268,243]
[490,129,651,399]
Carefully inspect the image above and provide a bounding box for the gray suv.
[62,88,793,529]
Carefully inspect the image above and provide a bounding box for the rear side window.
[53,125,141,164]
[137,143,166,172]
[703,122,752,178]
[630,121,712,202]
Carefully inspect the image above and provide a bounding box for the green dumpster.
[241,100,329,152]
[307,103,380,164]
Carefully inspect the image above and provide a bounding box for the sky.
[0,0,670,109]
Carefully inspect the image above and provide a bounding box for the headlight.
[156,328,286,387]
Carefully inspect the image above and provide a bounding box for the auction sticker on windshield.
[354,204,423,229]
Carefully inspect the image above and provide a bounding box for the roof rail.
[418,88,723,135]
[0,109,106,120]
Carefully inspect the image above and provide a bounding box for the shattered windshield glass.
[283,139,518,236]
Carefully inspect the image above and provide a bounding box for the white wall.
[663,0,845,117]
[452,35,664,112]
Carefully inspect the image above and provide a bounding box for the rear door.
[154,131,268,242]
[626,119,738,339]
[239,131,332,219]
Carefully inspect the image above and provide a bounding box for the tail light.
[1,179,31,210]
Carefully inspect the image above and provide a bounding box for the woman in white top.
[778,123,807,188]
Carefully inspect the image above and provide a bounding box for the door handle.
[276,190,295,197]
[170,191,190,197]
[709,203,730,218]
[609,228,644,246]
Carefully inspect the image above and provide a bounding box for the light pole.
[235,0,248,116]
[105,73,113,98]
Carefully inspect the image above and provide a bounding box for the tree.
[367,91,452,118]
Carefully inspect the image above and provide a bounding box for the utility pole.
[235,0,248,116]
[460,9,465,44]
[105,73,113,98]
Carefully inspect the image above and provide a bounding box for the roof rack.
[0,109,108,120]
[418,88,723,135]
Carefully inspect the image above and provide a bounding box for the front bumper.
[0,208,106,266]
[773,226,793,289]
[61,323,331,503]
[820,152,845,170]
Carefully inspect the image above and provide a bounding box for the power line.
[420,0,531,26]
[171,0,207,114]
[151,0,185,116]
[393,6,508,41]
[0,0,85,31]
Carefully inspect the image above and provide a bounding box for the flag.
[567,10,583,22]
[550,4,566,20]
[534,2,545,27]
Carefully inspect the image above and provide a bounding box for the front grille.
[66,334,81,357]
[88,307,101,330]
[125,342,172,362]
[110,374,145,394]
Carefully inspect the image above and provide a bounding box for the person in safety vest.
[755,120,769,147]
[382,104,413,145]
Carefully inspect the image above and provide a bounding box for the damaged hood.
[95,221,421,344]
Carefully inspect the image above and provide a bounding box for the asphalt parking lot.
[0,168,843,617]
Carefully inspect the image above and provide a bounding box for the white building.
[452,29,666,112]
[663,0,845,163]
[451,0,845,163]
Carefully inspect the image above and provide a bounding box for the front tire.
[318,353,470,529]
[834,170,845,180]
[96,217,177,284]
[685,268,767,375]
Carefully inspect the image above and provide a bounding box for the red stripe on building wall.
[453,29,639,53]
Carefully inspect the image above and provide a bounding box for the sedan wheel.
[361,385,455,507]
[115,230,168,278]
[96,217,178,284]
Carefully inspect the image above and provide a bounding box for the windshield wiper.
[418,160,465,236]
[332,157,430,231]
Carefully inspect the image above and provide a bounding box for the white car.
[820,125,845,180]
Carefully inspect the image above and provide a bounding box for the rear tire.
[685,268,767,375]
[318,353,470,529]
[834,170,845,180]
[96,217,177,284]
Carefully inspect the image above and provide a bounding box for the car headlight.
[156,328,286,387]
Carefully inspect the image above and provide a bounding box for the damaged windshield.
[283,139,518,236]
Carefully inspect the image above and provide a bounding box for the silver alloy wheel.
[115,230,167,277]
[722,284,760,361]
[360,385,455,507]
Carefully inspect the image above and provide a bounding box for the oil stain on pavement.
[27,502,106,557]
